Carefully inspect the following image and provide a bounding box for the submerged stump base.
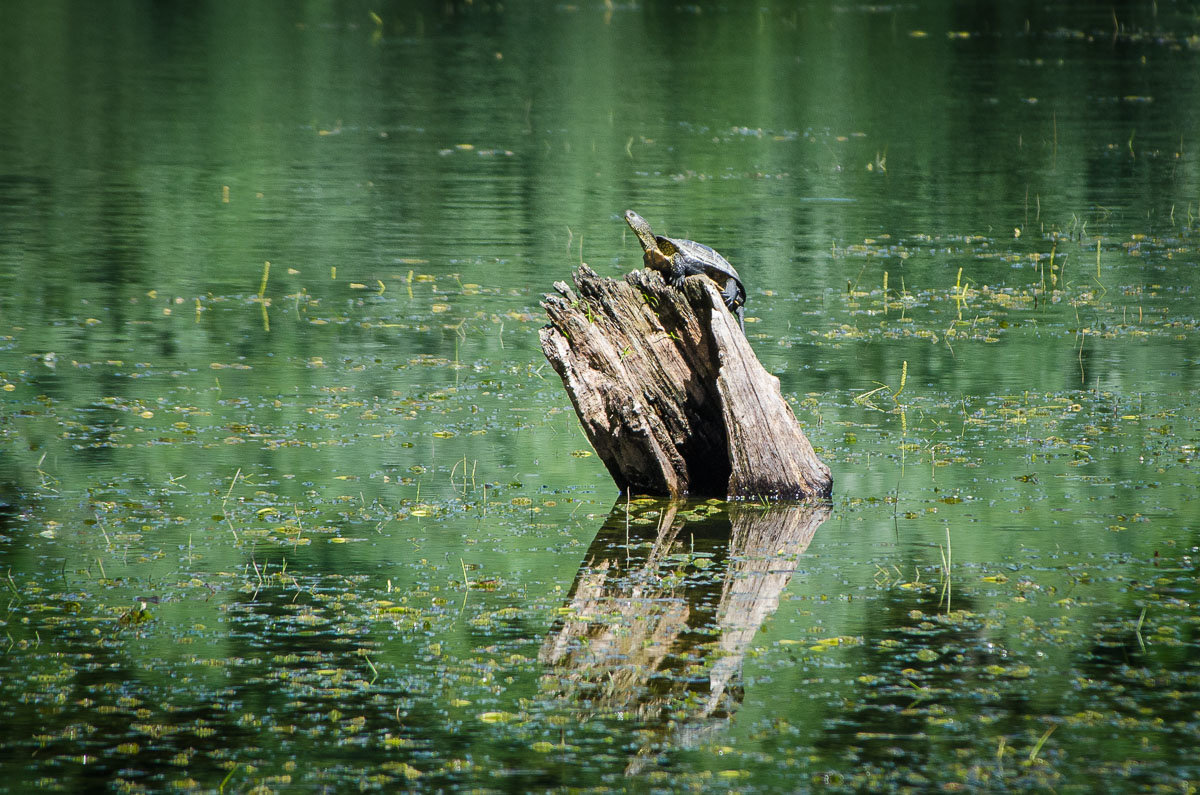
[540,265,832,500]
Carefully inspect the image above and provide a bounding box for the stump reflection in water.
[538,499,830,773]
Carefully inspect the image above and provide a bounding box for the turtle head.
[624,210,658,254]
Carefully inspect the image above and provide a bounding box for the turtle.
[624,209,746,330]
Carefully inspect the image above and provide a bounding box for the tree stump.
[539,265,832,500]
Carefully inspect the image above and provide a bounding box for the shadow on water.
[539,498,830,775]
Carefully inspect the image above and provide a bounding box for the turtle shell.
[658,236,741,285]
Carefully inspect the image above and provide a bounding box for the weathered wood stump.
[539,265,832,500]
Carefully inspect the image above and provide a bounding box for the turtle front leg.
[667,263,688,288]
[645,251,680,285]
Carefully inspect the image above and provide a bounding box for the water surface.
[1,2,1198,791]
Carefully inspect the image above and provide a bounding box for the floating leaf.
[477,711,514,724]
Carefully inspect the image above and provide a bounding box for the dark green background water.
[1,2,1198,792]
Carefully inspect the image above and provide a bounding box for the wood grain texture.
[540,265,831,500]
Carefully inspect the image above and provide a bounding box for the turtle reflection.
[539,499,829,773]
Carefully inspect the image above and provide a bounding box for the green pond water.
[2,2,1199,792]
